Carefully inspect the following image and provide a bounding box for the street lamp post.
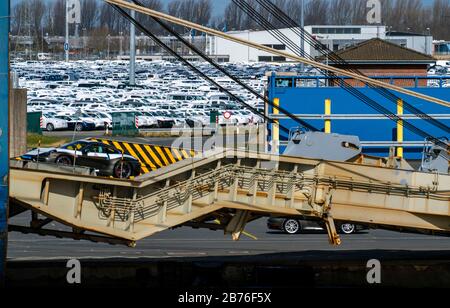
[119,32,123,56]
[300,0,305,72]
[65,0,69,62]
[83,27,87,58]
[107,34,111,60]
[130,9,136,85]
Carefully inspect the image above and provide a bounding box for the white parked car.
[41,113,68,131]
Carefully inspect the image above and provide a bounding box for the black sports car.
[267,217,368,235]
[21,140,142,178]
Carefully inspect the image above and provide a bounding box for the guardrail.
[271,75,450,89]
[279,140,434,148]
[270,114,450,120]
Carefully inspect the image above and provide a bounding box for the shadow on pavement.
[6,249,450,288]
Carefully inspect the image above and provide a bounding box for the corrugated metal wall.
[267,74,450,159]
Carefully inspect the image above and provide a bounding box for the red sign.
[223,111,232,120]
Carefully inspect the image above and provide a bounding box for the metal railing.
[96,163,447,224]
[272,75,450,89]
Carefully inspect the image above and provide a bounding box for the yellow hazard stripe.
[172,148,183,161]
[133,143,156,171]
[144,145,164,168]
[92,139,197,174]
[181,149,190,159]
[121,142,149,174]
[112,141,124,152]
[163,147,177,164]
[155,146,170,166]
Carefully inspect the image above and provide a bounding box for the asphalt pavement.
[7,213,450,261]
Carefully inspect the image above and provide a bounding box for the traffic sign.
[64,43,69,51]
[223,111,232,120]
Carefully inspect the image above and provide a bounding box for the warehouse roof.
[318,38,435,64]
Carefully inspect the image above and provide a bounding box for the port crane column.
[0,0,10,285]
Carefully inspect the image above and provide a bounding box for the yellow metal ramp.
[9,148,450,246]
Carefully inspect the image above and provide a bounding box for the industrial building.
[434,40,450,59]
[319,38,435,87]
[212,25,433,62]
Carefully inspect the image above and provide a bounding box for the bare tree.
[80,0,98,32]
[224,1,247,31]
[50,0,66,36]
[305,0,329,25]
[329,0,354,25]
[11,0,47,52]
[430,0,450,40]
[167,0,212,33]
[99,2,129,35]
[195,0,213,26]
[135,0,164,35]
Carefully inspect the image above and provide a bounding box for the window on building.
[311,27,361,35]
[275,78,293,88]
[263,44,286,50]
[258,56,272,62]
[272,56,286,62]
[258,56,286,62]
[273,44,286,50]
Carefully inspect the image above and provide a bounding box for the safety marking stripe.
[132,143,156,171]
[150,145,168,166]
[112,141,124,152]
[164,147,177,164]
[172,148,183,161]
[121,142,150,174]
[144,145,164,168]
[181,149,190,159]
[155,146,170,166]
[90,138,197,174]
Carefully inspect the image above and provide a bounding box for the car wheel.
[46,123,55,132]
[75,123,83,131]
[114,161,133,179]
[283,219,300,234]
[340,223,356,234]
[55,155,72,166]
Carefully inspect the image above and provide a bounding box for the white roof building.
[210,25,433,63]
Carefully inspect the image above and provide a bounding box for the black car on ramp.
[21,140,141,178]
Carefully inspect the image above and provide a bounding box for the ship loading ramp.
[7,0,450,248]
[9,146,450,247]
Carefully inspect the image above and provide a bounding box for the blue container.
[267,74,450,159]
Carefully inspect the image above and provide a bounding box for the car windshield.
[61,141,88,151]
